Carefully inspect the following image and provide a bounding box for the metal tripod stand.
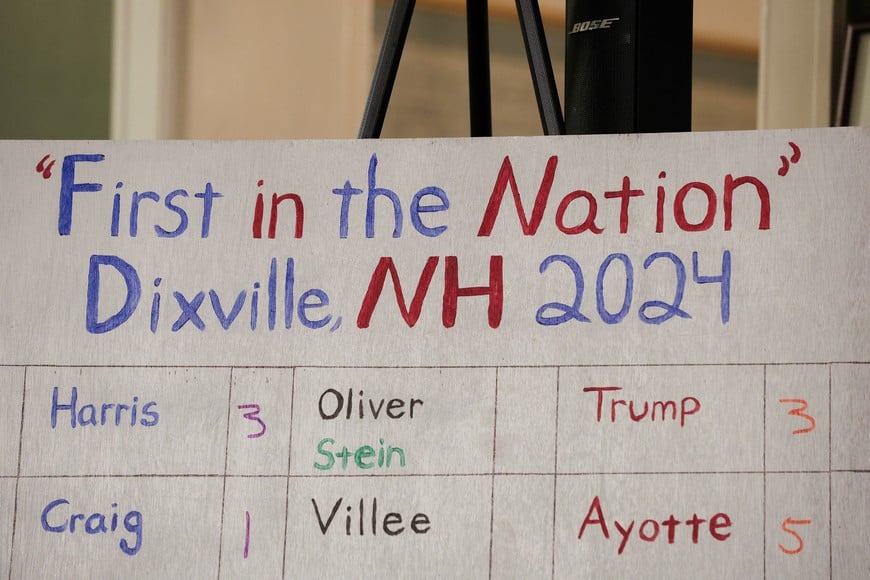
[358,0,565,138]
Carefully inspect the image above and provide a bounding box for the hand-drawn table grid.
[1,363,867,579]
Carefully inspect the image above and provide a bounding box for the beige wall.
[182,0,373,139]
[694,0,760,54]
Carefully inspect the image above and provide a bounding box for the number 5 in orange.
[778,517,812,554]
[778,399,816,435]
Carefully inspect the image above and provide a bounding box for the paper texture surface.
[0,128,867,578]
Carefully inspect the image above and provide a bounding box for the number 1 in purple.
[244,511,251,558]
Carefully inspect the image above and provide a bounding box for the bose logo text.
[570,18,620,34]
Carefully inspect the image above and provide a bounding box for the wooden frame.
[758,0,833,129]
[110,0,186,139]
[836,21,870,126]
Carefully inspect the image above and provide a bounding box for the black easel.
[358,0,565,138]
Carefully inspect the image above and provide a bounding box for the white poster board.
[0,128,867,578]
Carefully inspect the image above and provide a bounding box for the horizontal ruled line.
[3,469,868,479]
[508,471,769,476]
[1,362,868,370]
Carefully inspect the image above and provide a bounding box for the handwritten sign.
[0,128,867,578]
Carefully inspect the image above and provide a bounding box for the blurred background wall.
[0,0,113,138]
[0,0,863,140]
[181,0,372,138]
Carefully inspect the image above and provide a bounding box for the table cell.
[491,475,554,578]
[831,473,870,578]
[765,473,829,578]
[219,477,286,579]
[765,365,830,471]
[554,473,763,579]
[10,476,222,579]
[226,368,294,476]
[290,367,496,475]
[831,363,870,471]
[558,365,763,472]
[20,367,231,476]
[0,478,15,580]
[494,367,557,473]
[285,475,491,578]
[0,366,25,476]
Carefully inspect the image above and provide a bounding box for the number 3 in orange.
[778,517,812,554]
[778,398,816,435]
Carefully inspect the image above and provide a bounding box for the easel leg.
[515,0,564,135]
[358,0,416,139]
[360,0,561,138]
[467,0,492,137]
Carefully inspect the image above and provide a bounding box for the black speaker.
[565,0,693,134]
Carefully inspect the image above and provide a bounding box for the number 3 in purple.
[237,404,267,438]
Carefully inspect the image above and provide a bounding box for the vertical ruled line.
[762,364,767,580]
[216,367,234,579]
[828,364,834,578]
[281,367,296,579]
[551,367,560,580]
[7,366,27,580]
[487,367,499,580]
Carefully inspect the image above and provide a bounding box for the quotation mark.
[777,142,801,176]
[36,155,56,179]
